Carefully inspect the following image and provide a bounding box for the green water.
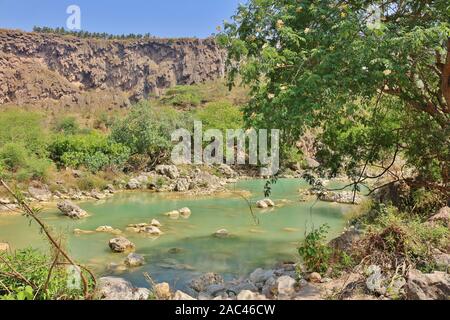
[0,179,353,290]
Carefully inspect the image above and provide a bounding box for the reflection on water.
[0,179,353,290]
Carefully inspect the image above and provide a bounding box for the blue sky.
[0,0,243,38]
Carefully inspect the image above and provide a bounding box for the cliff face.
[0,29,225,108]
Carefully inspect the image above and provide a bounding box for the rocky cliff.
[0,29,225,108]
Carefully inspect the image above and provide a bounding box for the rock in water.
[263,199,275,207]
[97,277,149,300]
[256,200,269,209]
[164,210,180,219]
[141,226,162,236]
[150,219,162,227]
[154,282,172,300]
[96,226,121,235]
[213,229,230,238]
[179,207,192,218]
[405,269,450,300]
[124,253,145,267]
[109,237,135,253]
[57,200,88,219]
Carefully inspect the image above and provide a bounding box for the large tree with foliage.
[219,0,449,197]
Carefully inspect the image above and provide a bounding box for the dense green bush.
[48,132,130,173]
[298,225,332,274]
[194,101,244,133]
[111,102,188,168]
[161,85,203,107]
[0,249,86,300]
[53,116,80,135]
[0,110,48,157]
[0,143,53,182]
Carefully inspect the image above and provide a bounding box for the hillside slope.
[0,29,225,109]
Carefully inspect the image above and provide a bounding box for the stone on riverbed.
[57,200,88,219]
[97,277,150,300]
[124,253,145,267]
[150,219,162,227]
[109,237,135,253]
[96,226,122,235]
[164,210,180,219]
[213,229,230,238]
[141,226,162,236]
[256,199,275,208]
[179,207,192,218]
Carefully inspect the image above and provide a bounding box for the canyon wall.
[0,29,225,109]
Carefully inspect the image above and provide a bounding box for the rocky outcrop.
[405,269,450,300]
[57,200,87,219]
[28,183,52,202]
[0,29,225,107]
[96,277,150,300]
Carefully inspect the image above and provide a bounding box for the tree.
[110,102,189,168]
[219,0,449,196]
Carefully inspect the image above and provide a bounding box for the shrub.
[355,205,450,273]
[54,116,80,135]
[0,248,86,300]
[194,101,244,133]
[161,85,203,107]
[0,143,53,182]
[111,102,188,167]
[0,109,48,157]
[48,132,130,173]
[0,143,28,171]
[298,225,332,274]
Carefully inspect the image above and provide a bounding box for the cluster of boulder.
[125,165,235,194]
